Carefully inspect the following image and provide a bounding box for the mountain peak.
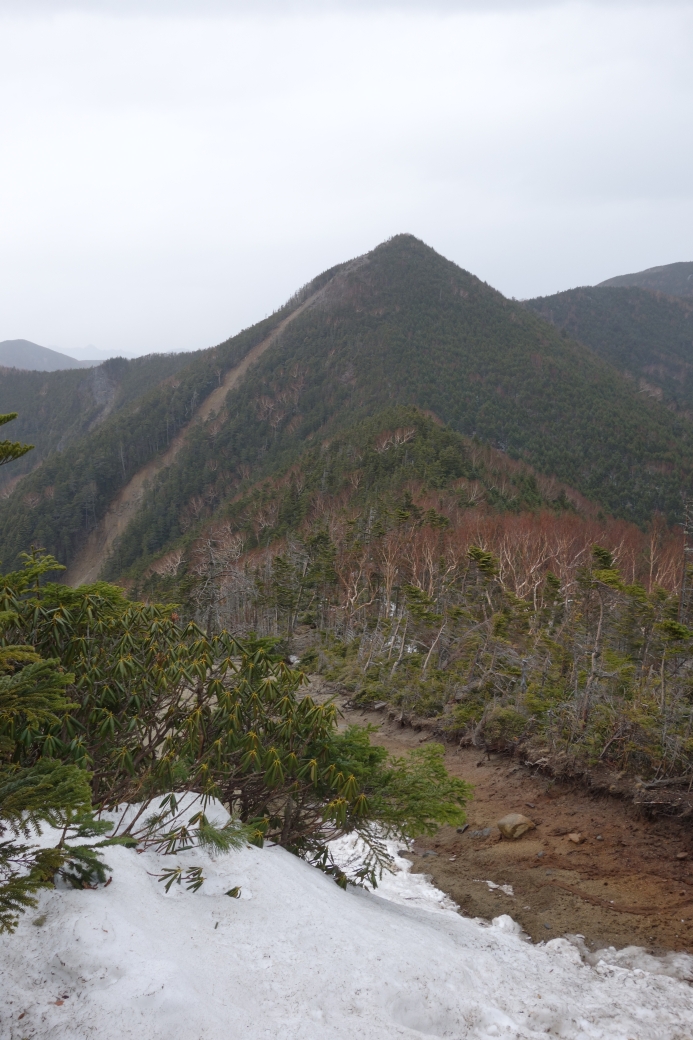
[3,237,693,582]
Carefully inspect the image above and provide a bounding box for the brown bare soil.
[64,290,323,587]
[337,693,693,955]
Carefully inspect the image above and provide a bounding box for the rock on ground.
[498,812,536,839]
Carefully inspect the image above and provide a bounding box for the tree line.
[161,464,691,792]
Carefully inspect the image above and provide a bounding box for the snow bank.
[2,809,692,1039]
[566,934,693,985]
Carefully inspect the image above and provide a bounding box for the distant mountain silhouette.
[598,261,693,299]
[0,339,99,371]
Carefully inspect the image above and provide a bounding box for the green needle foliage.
[0,412,33,469]
[0,411,468,930]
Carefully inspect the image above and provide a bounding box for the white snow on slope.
[328,833,460,914]
[1,809,693,1039]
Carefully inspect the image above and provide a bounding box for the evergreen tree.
[0,412,33,468]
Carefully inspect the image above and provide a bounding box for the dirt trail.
[65,292,321,587]
[321,687,693,954]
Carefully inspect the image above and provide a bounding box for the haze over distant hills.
[0,339,99,372]
[597,260,693,299]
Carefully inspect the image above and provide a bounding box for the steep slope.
[0,259,350,570]
[64,285,332,585]
[523,286,693,415]
[598,260,693,298]
[0,352,200,492]
[104,235,693,581]
[0,338,97,371]
[3,235,693,580]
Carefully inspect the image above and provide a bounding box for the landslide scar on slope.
[64,289,325,587]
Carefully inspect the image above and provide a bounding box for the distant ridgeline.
[1,235,693,581]
[0,339,97,372]
[597,260,693,299]
[524,286,693,417]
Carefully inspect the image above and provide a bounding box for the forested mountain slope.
[0,352,200,491]
[64,285,332,586]
[102,235,693,580]
[135,405,688,791]
[523,286,693,415]
[2,234,693,579]
[136,404,600,597]
[0,262,348,570]
[598,260,693,298]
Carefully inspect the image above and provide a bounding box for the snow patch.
[491,913,527,937]
[475,878,515,897]
[566,934,693,984]
[1,811,692,1038]
[328,833,460,914]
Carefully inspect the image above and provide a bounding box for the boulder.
[567,832,585,844]
[497,813,536,840]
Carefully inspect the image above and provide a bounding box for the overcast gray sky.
[1,0,691,357]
